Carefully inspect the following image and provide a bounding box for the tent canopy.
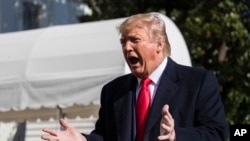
[0,13,191,117]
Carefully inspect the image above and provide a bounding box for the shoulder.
[103,73,136,89]
[177,66,219,90]
[178,64,212,75]
[100,73,137,101]
[168,58,217,82]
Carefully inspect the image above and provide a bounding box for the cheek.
[143,46,158,59]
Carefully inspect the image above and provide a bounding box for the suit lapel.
[114,75,137,141]
[145,58,181,140]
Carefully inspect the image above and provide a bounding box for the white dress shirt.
[136,57,168,105]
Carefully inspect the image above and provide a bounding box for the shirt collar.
[137,57,168,85]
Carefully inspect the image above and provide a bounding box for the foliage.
[78,0,250,124]
[176,0,250,124]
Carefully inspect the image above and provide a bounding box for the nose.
[122,41,133,53]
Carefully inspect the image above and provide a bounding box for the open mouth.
[128,56,139,65]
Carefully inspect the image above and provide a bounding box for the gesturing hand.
[158,104,176,141]
[41,119,87,141]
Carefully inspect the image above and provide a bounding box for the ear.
[156,40,164,54]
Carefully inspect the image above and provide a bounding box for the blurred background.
[0,0,249,140]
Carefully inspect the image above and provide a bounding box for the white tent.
[0,13,191,122]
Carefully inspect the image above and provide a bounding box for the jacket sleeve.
[81,85,107,141]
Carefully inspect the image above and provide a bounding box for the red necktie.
[136,77,151,141]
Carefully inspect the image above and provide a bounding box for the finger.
[162,104,169,115]
[60,119,71,129]
[41,134,58,140]
[42,128,58,136]
[160,104,175,140]
[161,105,174,124]
[162,115,174,127]
[162,114,170,124]
[160,118,171,136]
[159,123,173,140]
[162,104,173,120]
[158,132,170,141]
[41,134,50,140]
[162,105,173,124]
[161,122,171,133]
[158,134,170,141]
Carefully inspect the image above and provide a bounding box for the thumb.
[59,119,71,129]
[162,104,169,115]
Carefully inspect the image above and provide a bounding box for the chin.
[131,72,144,79]
[131,71,140,77]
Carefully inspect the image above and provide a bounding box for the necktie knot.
[141,77,151,87]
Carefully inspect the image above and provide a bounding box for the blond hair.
[118,12,171,56]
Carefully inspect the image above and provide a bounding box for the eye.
[130,37,140,43]
[120,38,126,46]
[120,36,141,46]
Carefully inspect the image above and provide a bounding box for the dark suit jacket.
[84,58,229,141]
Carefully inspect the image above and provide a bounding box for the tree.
[78,0,250,124]
[176,0,250,124]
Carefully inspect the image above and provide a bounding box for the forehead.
[121,26,150,38]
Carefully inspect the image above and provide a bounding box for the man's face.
[120,26,161,78]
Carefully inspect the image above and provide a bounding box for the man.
[41,12,229,141]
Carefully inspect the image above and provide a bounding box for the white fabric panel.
[0,19,124,111]
[0,122,17,140]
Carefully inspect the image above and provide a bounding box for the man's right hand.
[41,119,87,141]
